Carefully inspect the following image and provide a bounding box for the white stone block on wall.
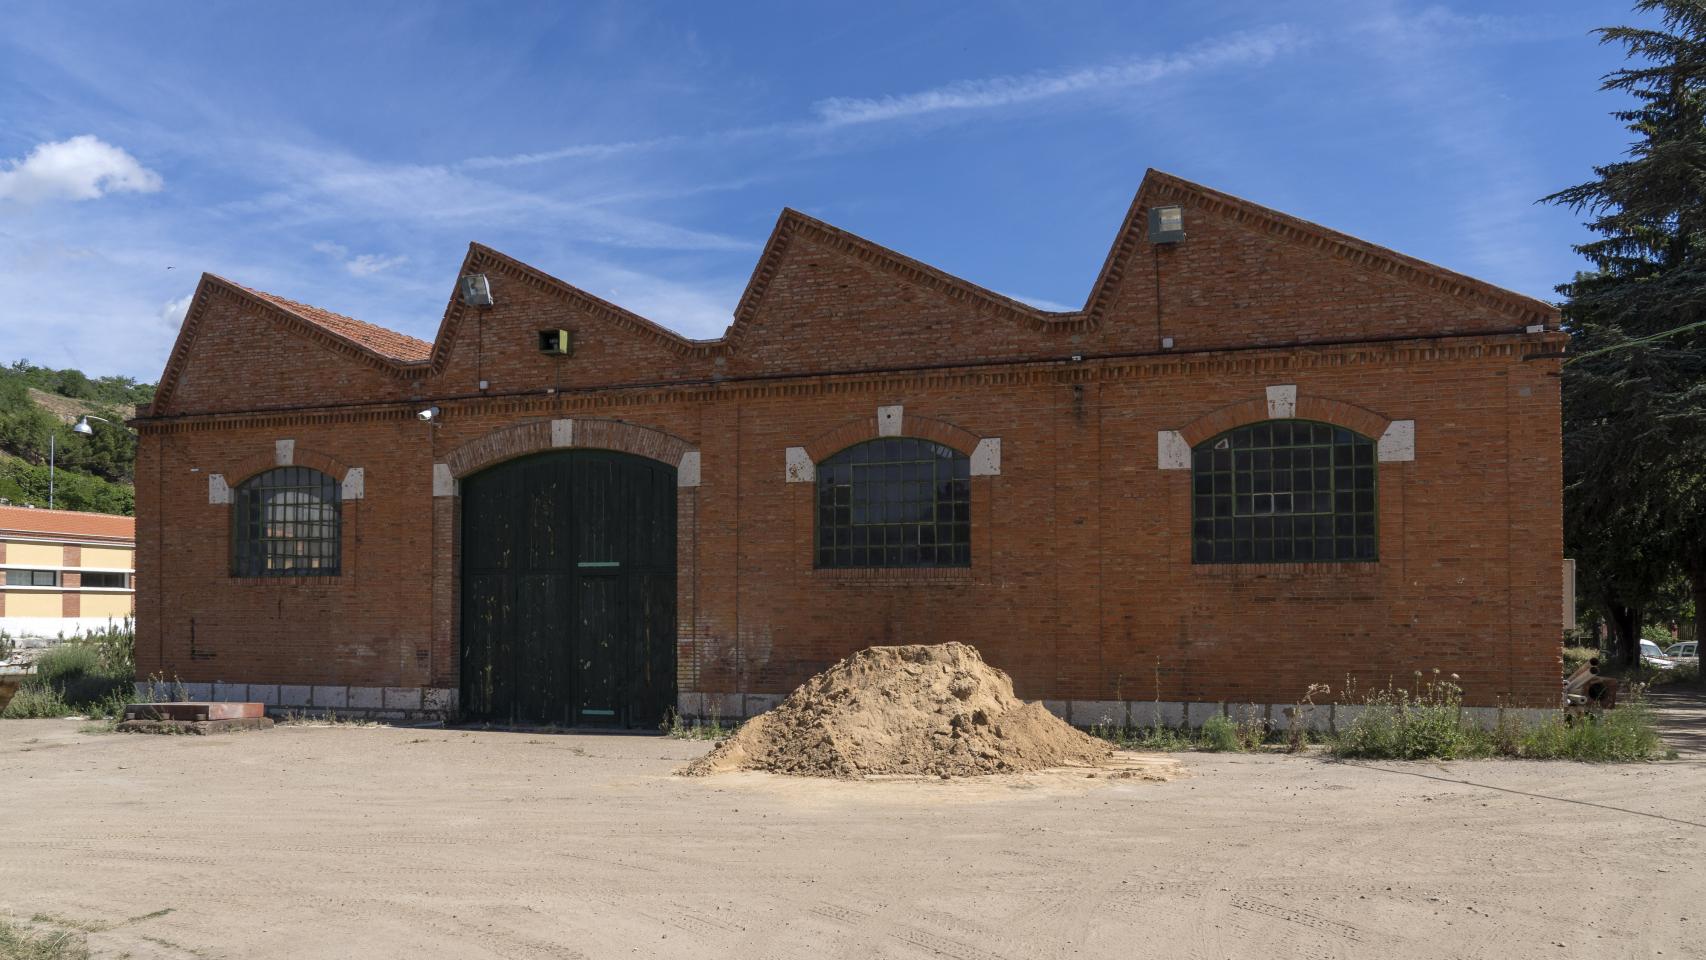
[182,683,212,702]
[340,468,365,501]
[1378,420,1416,462]
[384,687,422,710]
[212,682,245,702]
[275,439,295,466]
[208,474,231,505]
[784,447,815,483]
[1157,430,1190,470]
[970,438,1001,476]
[247,684,279,706]
[876,405,903,437]
[677,451,701,488]
[348,687,383,710]
[279,685,311,708]
[1266,384,1297,419]
[312,686,348,709]
[551,419,575,448]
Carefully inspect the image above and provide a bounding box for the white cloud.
[313,240,407,276]
[160,292,193,331]
[346,253,407,276]
[811,27,1307,127]
[0,135,163,203]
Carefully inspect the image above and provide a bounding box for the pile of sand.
[680,642,1114,779]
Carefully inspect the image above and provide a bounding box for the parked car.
[1640,639,1678,669]
[1663,641,1697,660]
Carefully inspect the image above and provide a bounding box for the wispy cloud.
[231,143,754,252]
[0,135,162,203]
[459,136,686,171]
[313,240,408,277]
[459,27,1309,170]
[811,27,1307,127]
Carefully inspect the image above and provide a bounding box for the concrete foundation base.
[675,690,1562,733]
[134,682,457,722]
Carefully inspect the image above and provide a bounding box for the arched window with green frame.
[1191,420,1377,564]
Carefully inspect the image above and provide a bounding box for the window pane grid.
[232,467,341,577]
[816,438,971,568]
[1191,420,1377,564]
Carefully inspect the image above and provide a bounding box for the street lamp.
[72,415,110,436]
[47,416,117,510]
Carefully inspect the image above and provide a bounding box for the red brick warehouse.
[132,169,1567,726]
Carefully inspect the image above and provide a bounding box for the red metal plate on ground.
[124,702,264,721]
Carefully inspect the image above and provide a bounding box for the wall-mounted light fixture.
[1147,205,1185,244]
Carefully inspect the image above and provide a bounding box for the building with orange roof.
[133,171,1567,725]
[0,504,134,643]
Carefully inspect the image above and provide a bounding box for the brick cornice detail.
[443,417,695,479]
[803,412,983,463]
[135,334,1551,437]
[1177,394,1391,447]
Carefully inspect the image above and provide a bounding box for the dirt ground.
[2,718,1703,960]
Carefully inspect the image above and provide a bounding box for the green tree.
[1546,0,1706,667]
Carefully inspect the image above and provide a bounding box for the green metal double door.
[460,450,676,728]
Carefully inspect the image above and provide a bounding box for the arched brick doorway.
[459,449,677,727]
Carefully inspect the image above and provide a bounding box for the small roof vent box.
[1147,205,1185,244]
[459,273,494,307]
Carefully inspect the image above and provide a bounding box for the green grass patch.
[1329,673,1671,762]
[662,708,738,740]
[1,685,74,719]
[0,918,90,960]
[2,622,136,721]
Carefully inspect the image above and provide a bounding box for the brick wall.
[136,173,1566,709]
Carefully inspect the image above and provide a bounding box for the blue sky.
[0,1,1645,381]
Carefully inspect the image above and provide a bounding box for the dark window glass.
[12,569,57,587]
[1191,420,1377,564]
[232,467,341,577]
[81,572,127,589]
[816,438,971,568]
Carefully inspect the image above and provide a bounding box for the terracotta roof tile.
[234,284,433,363]
[0,505,134,543]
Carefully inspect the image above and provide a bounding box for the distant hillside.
[0,361,150,516]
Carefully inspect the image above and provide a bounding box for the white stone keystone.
[1378,420,1416,462]
[1157,430,1190,470]
[275,439,295,466]
[784,447,815,483]
[970,437,1001,476]
[876,405,903,437]
[551,419,575,447]
[1266,384,1298,419]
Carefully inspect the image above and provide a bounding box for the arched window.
[232,467,341,577]
[1192,420,1376,564]
[816,438,970,568]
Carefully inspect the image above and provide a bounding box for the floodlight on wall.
[417,406,441,422]
[537,329,574,356]
[459,273,494,307]
[1147,205,1185,244]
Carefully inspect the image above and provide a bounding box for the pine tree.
[1545,0,1706,667]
